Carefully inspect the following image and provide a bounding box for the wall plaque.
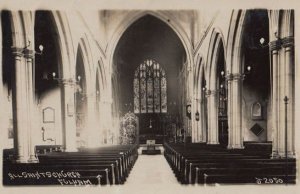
[43,107,55,123]
[251,102,263,120]
[250,123,264,136]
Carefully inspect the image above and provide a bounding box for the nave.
[0,9,297,189]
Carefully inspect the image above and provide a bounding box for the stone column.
[274,36,295,158]
[206,90,219,144]
[201,97,207,142]
[86,95,101,147]
[98,100,106,144]
[24,49,38,162]
[187,64,193,140]
[192,94,197,143]
[11,48,30,163]
[282,36,295,157]
[278,41,286,158]
[99,97,113,144]
[270,40,281,157]
[194,97,200,142]
[226,74,232,147]
[227,73,244,149]
[196,97,203,142]
[60,79,77,152]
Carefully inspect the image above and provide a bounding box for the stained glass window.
[134,59,167,114]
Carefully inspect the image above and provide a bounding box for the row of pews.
[3,144,138,186]
[164,142,296,185]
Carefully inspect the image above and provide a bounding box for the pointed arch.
[193,54,206,142]
[50,11,75,80]
[205,28,226,145]
[76,36,96,95]
[226,10,247,75]
[207,28,226,92]
[107,11,192,74]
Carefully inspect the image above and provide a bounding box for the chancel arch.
[107,11,193,71]
[113,14,187,144]
[108,12,194,128]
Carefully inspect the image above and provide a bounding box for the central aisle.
[125,154,178,185]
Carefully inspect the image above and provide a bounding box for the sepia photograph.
[0,0,299,194]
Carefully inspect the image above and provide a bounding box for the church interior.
[0,9,297,187]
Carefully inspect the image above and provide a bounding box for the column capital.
[210,90,217,96]
[11,47,35,59]
[226,73,243,81]
[11,47,24,58]
[269,40,281,51]
[23,49,35,59]
[205,90,211,96]
[281,36,294,48]
[205,90,217,97]
[61,78,76,86]
[232,73,243,80]
[225,73,233,81]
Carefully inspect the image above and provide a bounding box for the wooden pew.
[3,161,112,185]
[39,155,125,181]
[3,144,138,186]
[195,168,296,184]
[163,142,296,185]
[188,160,295,184]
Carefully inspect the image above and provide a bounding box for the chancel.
[0,9,297,187]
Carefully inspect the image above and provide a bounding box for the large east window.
[134,59,167,113]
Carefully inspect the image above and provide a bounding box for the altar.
[141,140,161,155]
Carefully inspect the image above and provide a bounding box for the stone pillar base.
[227,144,244,149]
[28,155,39,163]
[272,151,295,159]
[207,141,219,145]
[15,156,29,163]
